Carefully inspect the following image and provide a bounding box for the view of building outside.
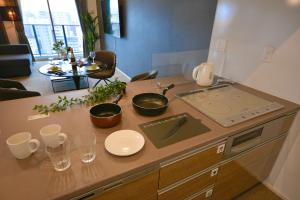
[20,0,83,58]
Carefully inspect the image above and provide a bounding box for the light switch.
[215,38,227,52]
[262,46,275,63]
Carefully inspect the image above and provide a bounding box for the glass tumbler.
[46,139,71,171]
[89,51,96,63]
[48,57,54,65]
[80,132,96,164]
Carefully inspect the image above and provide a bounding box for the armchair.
[87,51,116,87]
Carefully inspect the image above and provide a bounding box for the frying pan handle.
[162,84,175,95]
[112,93,123,104]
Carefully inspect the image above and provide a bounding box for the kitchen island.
[0,76,299,200]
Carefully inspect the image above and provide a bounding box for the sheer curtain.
[96,0,104,50]
[0,22,9,44]
[75,0,104,55]
[75,0,88,57]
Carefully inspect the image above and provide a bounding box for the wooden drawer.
[191,193,212,200]
[158,168,218,200]
[159,143,225,188]
[95,171,158,200]
[188,187,214,200]
[74,169,159,200]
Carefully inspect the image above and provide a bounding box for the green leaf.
[33,80,126,114]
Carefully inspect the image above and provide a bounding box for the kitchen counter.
[0,76,299,200]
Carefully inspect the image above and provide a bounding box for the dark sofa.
[0,44,32,78]
[0,79,40,101]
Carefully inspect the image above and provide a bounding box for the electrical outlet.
[262,46,275,63]
[211,168,219,177]
[215,38,227,52]
[205,189,213,198]
[217,144,225,153]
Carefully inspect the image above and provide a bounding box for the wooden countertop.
[0,76,299,200]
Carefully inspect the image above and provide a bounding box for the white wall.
[208,0,300,199]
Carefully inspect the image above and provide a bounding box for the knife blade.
[163,115,187,140]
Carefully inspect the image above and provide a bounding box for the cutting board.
[140,113,210,148]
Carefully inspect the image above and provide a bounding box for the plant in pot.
[52,40,67,60]
[82,12,100,64]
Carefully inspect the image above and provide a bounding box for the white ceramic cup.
[40,124,67,148]
[6,132,40,159]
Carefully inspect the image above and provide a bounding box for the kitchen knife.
[163,115,187,140]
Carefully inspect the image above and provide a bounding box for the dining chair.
[130,70,158,82]
[0,79,41,101]
[88,50,117,88]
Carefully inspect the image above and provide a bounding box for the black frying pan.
[132,84,175,116]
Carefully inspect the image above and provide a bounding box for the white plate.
[86,66,100,71]
[104,130,145,156]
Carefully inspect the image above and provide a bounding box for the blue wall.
[104,0,217,78]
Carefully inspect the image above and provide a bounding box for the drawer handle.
[205,188,213,198]
[217,144,225,154]
[210,168,219,177]
[102,181,123,191]
[78,192,95,200]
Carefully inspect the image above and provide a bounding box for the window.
[20,0,83,58]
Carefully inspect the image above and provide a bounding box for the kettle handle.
[192,66,199,80]
[193,64,204,80]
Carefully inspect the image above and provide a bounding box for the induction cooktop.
[177,84,284,127]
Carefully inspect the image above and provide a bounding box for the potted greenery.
[82,12,100,53]
[52,40,67,59]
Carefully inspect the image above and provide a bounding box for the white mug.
[6,132,40,159]
[40,124,67,148]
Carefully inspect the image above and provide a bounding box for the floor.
[237,184,283,200]
[12,61,130,96]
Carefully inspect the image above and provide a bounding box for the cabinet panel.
[280,113,296,133]
[236,184,282,200]
[92,170,159,200]
[158,168,218,200]
[159,144,225,188]
[213,135,286,200]
[192,194,212,200]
